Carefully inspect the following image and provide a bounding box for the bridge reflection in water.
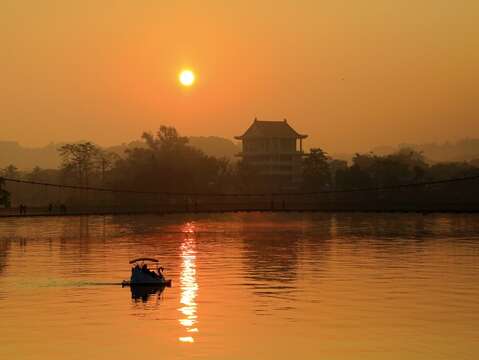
[178,222,199,343]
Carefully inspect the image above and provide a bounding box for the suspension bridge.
[1,174,479,217]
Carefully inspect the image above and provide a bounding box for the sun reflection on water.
[178,222,198,343]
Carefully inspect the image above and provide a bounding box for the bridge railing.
[1,175,479,215]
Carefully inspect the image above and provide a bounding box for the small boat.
[122,257,172,287]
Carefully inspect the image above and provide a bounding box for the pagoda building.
[235,118,307,186]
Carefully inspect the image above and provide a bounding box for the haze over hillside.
[370,139,479,163]
[3,136,479,171]
[0,137,241,170]
[0,141,61,170]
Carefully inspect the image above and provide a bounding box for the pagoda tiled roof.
[235,119,307,139]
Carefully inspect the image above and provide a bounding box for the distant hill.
[0,136,241,170]
[3,137,478,170]
[371,139,479,163]
[107,137,240,159]
[0,141,62,170]
[188,136,240,159]
[106,140,146,156]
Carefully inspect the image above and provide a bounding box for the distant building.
[235,119,307,187]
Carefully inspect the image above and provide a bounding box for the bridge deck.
[1,204,478,218]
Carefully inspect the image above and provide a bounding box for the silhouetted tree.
[335,162,373,190]
[97,151,120,184]
[329,159,348,188]
[235,159,263,192]
[26,166,60,184]
[302,148,332,191]
[142,126,188,152]
[109,126,231,195]
[0,177,11,208]
[1,164,19,179]
[428,162,476,180]
[335,149,428,189]
[212,157,236,193]
[58,142,101,186]
[3,132,479,209]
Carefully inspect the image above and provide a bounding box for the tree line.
[1,125,479,208]
[303,147,479,191]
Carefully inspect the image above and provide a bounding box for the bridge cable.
[1,173,478,197]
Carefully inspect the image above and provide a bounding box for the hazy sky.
[2,1,478,152]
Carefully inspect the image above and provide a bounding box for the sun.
[179,69,195,87]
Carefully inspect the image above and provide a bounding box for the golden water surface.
[0,213,478,359]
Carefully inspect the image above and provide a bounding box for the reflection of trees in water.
[242,231,300,285]
[302,213,334,274]
[334,213,429,240]
[0,239,11,300]
[0,219,27,277]
[333,213,479,241]
[0,238,11,276]
[107,213,209,236]
[58,216,93,262]
[108,214,168,235]
[329,214,479,268]
[240,213,334,315]
[51,215,183,280]
[241,214,334,285]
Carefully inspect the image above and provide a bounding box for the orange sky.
[1,1,478,152]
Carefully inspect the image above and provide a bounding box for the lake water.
[0,213,478,360]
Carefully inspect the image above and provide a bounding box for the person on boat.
[140,263,157,278]
[157,266,165,280]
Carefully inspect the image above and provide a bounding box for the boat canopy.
[129,257,159,264]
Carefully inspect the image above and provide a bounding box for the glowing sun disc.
[179,70,195,87]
